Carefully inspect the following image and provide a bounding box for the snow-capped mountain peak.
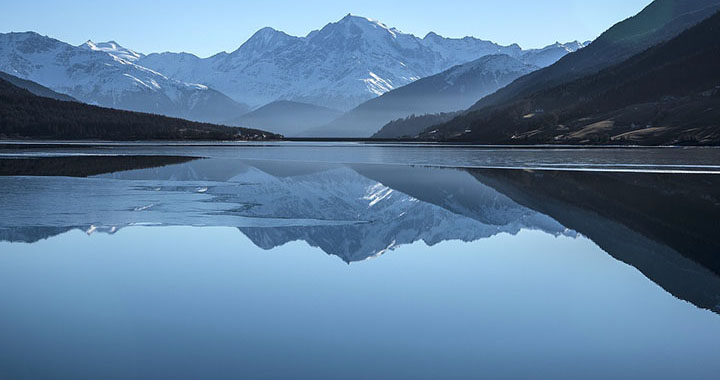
[518,40,588,68]
[136,14,561,110]
[335,13,399,35]
[543,40,588,52]
[233,27,300,58]
[309,13,412,46]
[3,14,587,122]
[81,40,144,62]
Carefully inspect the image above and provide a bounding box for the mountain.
[0,77,279,140]
[81,40,144,62]
[137,14,570,111]
[464,0,720,113]
[0,32,250,123]
[0,70,76,101]
[420,10,720,145]
[225,100,342,136]
[313,54,539,137]
[519,40,591,68]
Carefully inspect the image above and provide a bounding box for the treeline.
[0,79,281,141]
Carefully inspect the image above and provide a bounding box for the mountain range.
[0,32,250,124]
[309,54,538,137]
[310,41,588,137]
[2,1,718,143]
[0,14,588,137]
[419,3,720,144]
[0,15,584,135]
[404,0,720,144]
[138,15,583,113]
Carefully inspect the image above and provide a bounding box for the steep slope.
[421,10,720,145]
[138,14,562,111]
[0,70,76,101]
[465,0,720,113]
[225,100,342,136]
[314,54,538,137]
[0,78,278,140]
[0,32,250,123]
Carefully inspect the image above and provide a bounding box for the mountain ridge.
[420,8,720,145]
[309,41,586,137]
[0,31,251,123]
[137,15,581,111]
[465,0,720,113]
[0,70,77,102]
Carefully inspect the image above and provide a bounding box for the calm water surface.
[0,143,719,379]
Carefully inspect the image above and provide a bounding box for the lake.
[1,142,719,379]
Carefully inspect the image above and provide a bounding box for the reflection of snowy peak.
[138,15,583,110]
[0,159,570,262]
[0,32,249,123]
[227,165,569,262]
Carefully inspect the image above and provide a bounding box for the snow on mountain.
[225,164,570,262]
[520,40,589,68]
[0,17,586,126]
[309,54,539,137]
[0,157,572,262]
[0,32,249,123]
[138,14,554,111]
[422,31,523,65]
[81,40,144,62]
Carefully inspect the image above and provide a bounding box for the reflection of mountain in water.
[233,163,568,262]
[0,158,568,262]
[0,155,197,177]
[471,169,720,313]
[1,156,719,313]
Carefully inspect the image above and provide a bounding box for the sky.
[1,0,653,57]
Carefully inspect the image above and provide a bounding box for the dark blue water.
[0,144,719,379]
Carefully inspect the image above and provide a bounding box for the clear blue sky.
[1,0,653,57]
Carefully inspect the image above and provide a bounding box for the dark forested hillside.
[421,10,720,145]
[0,78,280,141]
[372,112,460,139]
[467,0,720,113]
